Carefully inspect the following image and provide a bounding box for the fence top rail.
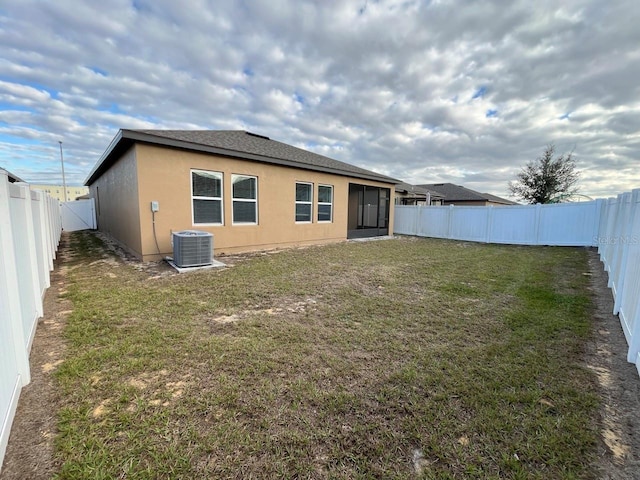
[396,201,600,210]
[539,200,598,209]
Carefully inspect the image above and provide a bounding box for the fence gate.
[61,198,96,232]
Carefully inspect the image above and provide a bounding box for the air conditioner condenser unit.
[172,230,213,267]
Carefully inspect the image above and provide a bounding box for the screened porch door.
[347,184,390,239]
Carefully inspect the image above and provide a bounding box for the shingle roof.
[417,183,516,204]
[482,192,518,205]
[85,129,399,185]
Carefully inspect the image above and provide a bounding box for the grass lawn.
[55,233,599,479]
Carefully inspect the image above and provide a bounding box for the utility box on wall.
[172,230,213,267]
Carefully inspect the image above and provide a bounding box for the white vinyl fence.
[395,190,640,375]
[0,171,61,472]
[61,198,96,232]
[394,201,602,246]
[597,191,640,372]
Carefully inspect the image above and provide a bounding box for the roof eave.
[87,129,398,185]
[84,129,127,185]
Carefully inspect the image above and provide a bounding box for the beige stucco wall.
[88,146,143,258]
[133,144,394,261]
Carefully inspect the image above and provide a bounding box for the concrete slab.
[164,257,226,273]
[348,235,397,243]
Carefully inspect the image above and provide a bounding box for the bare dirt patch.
[586,250,640,479]
[0,234,74,479]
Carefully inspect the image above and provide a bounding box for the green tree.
[508,144,579,204]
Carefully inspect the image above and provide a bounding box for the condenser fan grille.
[172,230,213,267]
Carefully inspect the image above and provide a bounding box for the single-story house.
[85,129,399,261]
[394,183,445,206]
[417,183,517,206]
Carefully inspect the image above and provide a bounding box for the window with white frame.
[232,174,258,224]
[295,182,313,222]
[192,169,223,224]
[317,184,333,222]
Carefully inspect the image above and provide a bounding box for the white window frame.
[191,169,223,226]
[295,182,313,223]
[232,174,258,225]
[317,184,333,223]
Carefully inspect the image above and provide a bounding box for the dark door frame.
[347,183,390,239]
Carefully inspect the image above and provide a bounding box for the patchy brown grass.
[52,232,599,479]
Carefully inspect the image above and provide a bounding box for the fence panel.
[395,201,600,246]
[598,189,640,371]
[393,205,419,235]
[449,207,489,242]
[599,197,619,273]
[61,198,96,232]
[0,173,61,472]
[489,205,538,244]
[537,201,601,246]
[0,176,28,471]
[394,205,452,238]
[418,206,450,238]
[9,184,42,350]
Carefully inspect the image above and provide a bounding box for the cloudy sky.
[0,0,638,199]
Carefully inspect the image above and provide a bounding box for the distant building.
[395,182,445,206]
[31,185,89,202]
[417,183,517,206]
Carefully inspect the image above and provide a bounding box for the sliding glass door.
[347,184,390,239]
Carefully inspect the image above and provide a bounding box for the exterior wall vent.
[172,230,213,267]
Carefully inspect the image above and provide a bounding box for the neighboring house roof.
[1,167,25,183]
[85,129,399,186]
[395,182,445,199]
[417,183,517,205]
[481,192,518,205]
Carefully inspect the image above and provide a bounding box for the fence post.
[612,192,634,315]
[602,197,618,272]
[44,196,54,263]
[623,189,640,364]
[592,199,603,247]
[40,193,49,266]
[534,203,542,245]
[16,183,44,321]
[54,197,62,250]
[485,205,494,243]
[0,173,31,386]
[447,204,454,239]
[597,199,607,258]
[33,189,51,289]
[608,193,631,293]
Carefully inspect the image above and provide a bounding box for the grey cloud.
[0,0,638,198]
